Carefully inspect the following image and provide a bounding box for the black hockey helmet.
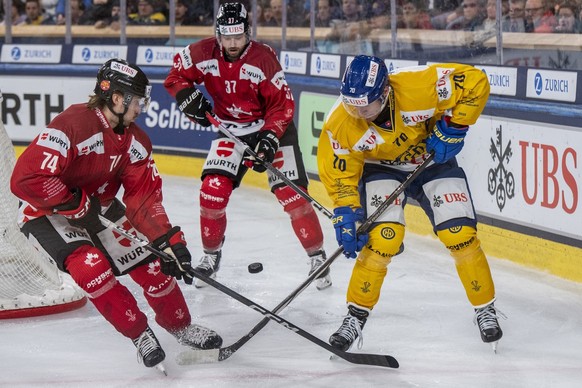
[215,2,250,38]
[94,58,151,111]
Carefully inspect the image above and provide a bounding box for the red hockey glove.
[153,226,193,285]
[54,187,102,230]
[244,130,279,173]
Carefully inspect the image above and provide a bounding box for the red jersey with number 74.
[10,103,171,241]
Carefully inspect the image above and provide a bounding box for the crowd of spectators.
[1,0,580,34]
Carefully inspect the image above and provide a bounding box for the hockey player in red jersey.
[10,59,222,373]
[164,2,331,290]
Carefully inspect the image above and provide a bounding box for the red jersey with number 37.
[10,103,171,241]
[164,37,294,138]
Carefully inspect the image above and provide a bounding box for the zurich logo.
[10,47,21,60]
[145,49,153,63]
[284,54,289,70]
[81,48,91,62]
[316,56,321,73]
[534,72,543,95]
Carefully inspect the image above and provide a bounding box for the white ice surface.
[2,175,582,388]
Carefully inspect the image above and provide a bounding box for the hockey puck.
[248,262,263,274]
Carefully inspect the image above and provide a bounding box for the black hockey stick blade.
[97,215,398,368]
[217,247,340,362]
[184,266,399,368]
[193,155,434,365]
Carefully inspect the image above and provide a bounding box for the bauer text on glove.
[153,226,193,285]
[425,118,468,164]
[176,87,213,127]
[332,206,369,259]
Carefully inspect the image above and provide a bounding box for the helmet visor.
[341,95,385,120]
[137,85,152,113]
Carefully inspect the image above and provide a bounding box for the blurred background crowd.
[1,0,580,34]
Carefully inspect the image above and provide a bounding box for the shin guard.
[345,223,403,310]
[346,249,391,310]
[129,261,192,332]
[200,174,233,251]
[274,185,324,255]
[65,246,147,339]
[437,226,496,306]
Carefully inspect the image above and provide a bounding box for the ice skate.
[132,326,167,375]
[474,301,506,353]
[172,323,223,350]
[329,304,369,351]
[308,250,332,290]
[194,250,221,288]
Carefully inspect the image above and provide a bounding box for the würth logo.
[216,140,235,157]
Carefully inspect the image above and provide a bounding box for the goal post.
[0,91,87,319]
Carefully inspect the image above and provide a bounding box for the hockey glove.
[425,118,468,164]
[176,87,213,127]
[244,130,280,173]
[153,226,193,285]
[55,187,102,230]
[332,206,369,259]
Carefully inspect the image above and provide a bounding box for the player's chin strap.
[205,112,334,220]
[96,212,399,368]
[108,94,134,134]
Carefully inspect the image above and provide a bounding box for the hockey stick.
[204,152,435,363]
[97,214,399,368]
[205,112,333,220]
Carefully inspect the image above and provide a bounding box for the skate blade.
[315,276,332,291]
[194,274,216,289]
[490,340,500,354]
[176,348,220,365]
[156,362,168,376]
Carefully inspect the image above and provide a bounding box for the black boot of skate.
[329,304,369,351]
[194,250,221,288]
[132,326,166,373]
[474,301,506,352]
[308,250,332,290]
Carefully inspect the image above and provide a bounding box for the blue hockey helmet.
[340,55,389,120]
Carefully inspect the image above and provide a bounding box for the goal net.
[0,92,86,319]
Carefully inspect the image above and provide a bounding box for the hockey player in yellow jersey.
[318,55,505,353]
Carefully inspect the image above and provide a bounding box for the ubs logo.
[10,47,21,60]
[534,72,543,95]
[145,49,153,63]
[82,47,91,62]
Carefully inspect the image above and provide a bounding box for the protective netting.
[0,94,86,317]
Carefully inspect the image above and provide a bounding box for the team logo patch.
[111,61,137,77]
[99,80,110,92]
[128,137,147,163]
[272,150,284,169]
[380,227,396,239]
[216,140,235,157]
